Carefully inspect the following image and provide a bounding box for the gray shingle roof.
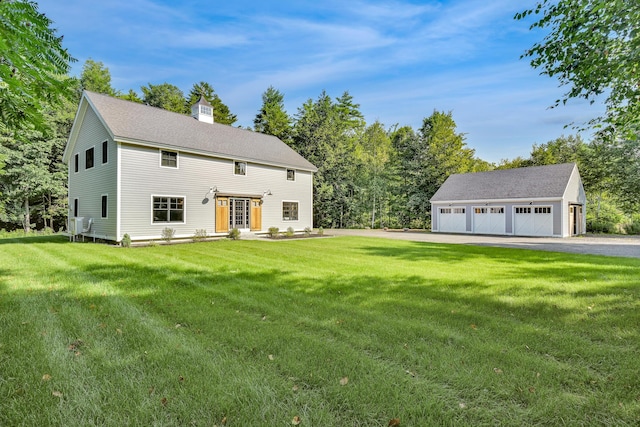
[430,163,577,202]
[84,91,317,171]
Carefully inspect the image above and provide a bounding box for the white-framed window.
[453,208,465,214]
[152,196,185,223]
[440,208,452,214]
[85,147,95,169]
[282,201,299,221]
[160,150,178,168]
[286,169,296,181]
[490,207,504,214]
[515,207,531,214]
[73,198,79,217]
[101,194,108,218]
[200,105,212,116]
[535,207,551,214]
[74,153,79,173]
[234,161,247,176]
[102,141,108,164]
[474,207,487,214]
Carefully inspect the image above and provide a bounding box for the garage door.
[473,207,505,234]
[513,206,553,236]
[438,207,466,233]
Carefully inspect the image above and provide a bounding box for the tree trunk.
[371,192,376,229]
[23,197,31,233]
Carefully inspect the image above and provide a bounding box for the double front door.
[215,197,261,232]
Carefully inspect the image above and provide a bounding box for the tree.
[254,86,292,142]
[141,83,187,114]
[80,59,115,95]
[119,89,143,103]
[0,0,75,131]
[516,1,640,137]
[186,82,237,125]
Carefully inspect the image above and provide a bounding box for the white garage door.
[473,207,505,234]
[514,206,553,236]
[438,207,466,233]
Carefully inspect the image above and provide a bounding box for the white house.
[63,91,317,242]
[430,163,586,237]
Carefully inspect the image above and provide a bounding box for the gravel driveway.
[328,229,640,259]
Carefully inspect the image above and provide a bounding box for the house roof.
[67,91,317,171]
[430,163,578,202]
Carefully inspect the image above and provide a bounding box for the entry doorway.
[570,204,584,235]
[230,198,250,230]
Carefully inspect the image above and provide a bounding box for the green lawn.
[1,235,639,426]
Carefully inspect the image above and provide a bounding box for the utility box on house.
[69,217,84,236]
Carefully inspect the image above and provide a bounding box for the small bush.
[162,227,175,242]
[286,227,295,237]
[268,227,279,238]
[193,229,208,241]
[228,228,241,240]
[121,233,131,248]
[304,226,312,236]
[318,226,324,236]
[147,240,158,247]
[624,221,640,235]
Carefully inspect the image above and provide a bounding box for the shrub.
[193,229,208,241]
[267,227,279,238]
[304,226,312,237]
[286,227,295,237]
[228,228,241,240]
[161,227,175,242]
[318,226,324,236]
[121,233,131,248]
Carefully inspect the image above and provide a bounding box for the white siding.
[119,144,313,240]
[67,106,118,240]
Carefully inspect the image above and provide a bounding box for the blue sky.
[41,0,603,163]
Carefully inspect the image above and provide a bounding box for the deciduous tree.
[141,83,187,114]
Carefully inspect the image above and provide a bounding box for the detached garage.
[430,163,586,237]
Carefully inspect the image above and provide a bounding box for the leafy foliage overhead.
[516,1,640,137]
[0,0,75,131]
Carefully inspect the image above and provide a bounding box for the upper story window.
[161,150,178,168]
[74,154,79,173]
[234,161,246,176]
[201,105,212,116]
[102,141,108,164]
[85,147,94,169]
[287,169,296,181]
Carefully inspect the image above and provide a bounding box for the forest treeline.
[1,59,638,234]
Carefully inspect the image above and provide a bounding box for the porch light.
[263,189,272,196]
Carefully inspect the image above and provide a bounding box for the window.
[287,169,296,181]
[102,141,108,164]
[73,198,79,217]
[535,207,551,214]
[234,161,246,176]
[453,208,465,214]
[85,147,94,169]
[74,154,79,173]
[101,195,108,218]
[282,201,298,221]
[515,207,531,214]
[201,105,212,116]
[490,207,504,214]
[153,197,184,223]
[440,208,451,214]
[161,150,178,168]
[474,207,487,214]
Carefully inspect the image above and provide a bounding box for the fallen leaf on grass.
[493,368,503,374]
[42,374,52,381]
[292,415,302,425]
[388,418,401,426]
[52,391,63,398]
[405,370,416,378]
[161,397,168,406]
[292,385,299,392]
[179,376,185,383]
[340,377,349,386]
[116,328,122,335]
[459,402,467,409]
[529,387,536,393]
[470,324,477,330]
[268,354,275,361]
[220,416,227,424]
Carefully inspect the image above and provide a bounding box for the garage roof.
[68,91,317,172]
[430,163,577,202]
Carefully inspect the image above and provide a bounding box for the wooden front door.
[250,198,262,231]
[215,197,229,233]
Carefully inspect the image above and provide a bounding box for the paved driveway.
[328,229,640,259]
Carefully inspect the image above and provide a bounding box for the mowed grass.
[0,235,639,426]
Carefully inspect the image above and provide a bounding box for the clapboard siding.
[67,106,118,240]
[119,144,313,240]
